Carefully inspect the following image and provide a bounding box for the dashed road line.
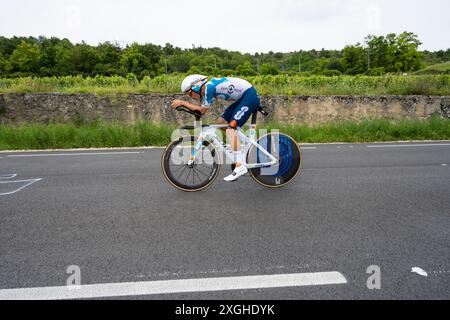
[367,143,450,148]
[300,147,317,150]
[0,271,347,300]
[6,152,143,158]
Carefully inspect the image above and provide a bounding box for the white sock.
[233,151,245,167]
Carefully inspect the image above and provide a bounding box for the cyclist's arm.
[184,101,208,115]
[171,100,208,115]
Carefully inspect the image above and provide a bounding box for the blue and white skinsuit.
[201,77,260,127]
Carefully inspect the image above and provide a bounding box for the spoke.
[170,164,187,175]
[177,165,189,181]
[192,168,203,183]
[197,163,214,170]
[193,166,209,177]
[184,167,192,185]
[195,166,213,176]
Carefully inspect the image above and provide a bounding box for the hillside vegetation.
[416,62,450,75]
[1,32,449,79]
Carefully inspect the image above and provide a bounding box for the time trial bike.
[161,106,302,192]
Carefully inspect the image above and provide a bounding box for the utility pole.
[367,47,371,72]
[299,57,302,73]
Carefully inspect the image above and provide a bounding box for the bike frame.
[188,123,279,169]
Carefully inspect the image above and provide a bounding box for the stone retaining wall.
[1,93,449,125]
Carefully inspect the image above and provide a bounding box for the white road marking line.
[367,143,450,148]
[0,173,17,180]
[0,147,164,154]
[0,271,347,300]
[0,178,42,196]
[300,147,317,150]
[6,152,143,158]
[443,164,448,166]
[411,267,428,277]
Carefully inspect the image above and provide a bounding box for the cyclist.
[171,74,260,182]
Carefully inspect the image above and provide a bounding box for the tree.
[365,35,392,71]
[9,41,42,75]
[120,43,151,78]
[342,45,367,74]
[140,43,162,76]
[0,52,12,76]
[394,32,423,72]
[326,58,345,73]
[94,42,122,76]
[0,36,37,58]
[66,43,101,76]
[365,32,423,73]
[168,53,191,73]
[37,36,67,76]
[236,61,257,76]
[162,43,176,56]
[53,39,74,76]
[260,63,279,75]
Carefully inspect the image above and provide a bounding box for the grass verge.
[1,117,449,150]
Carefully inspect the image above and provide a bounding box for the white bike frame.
[188,123,279,169]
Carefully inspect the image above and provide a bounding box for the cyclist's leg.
[217,100,239,127]
[227,87,260,154]
[224,88,260,181]
[229,87,260,129]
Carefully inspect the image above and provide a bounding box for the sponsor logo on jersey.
[220,84,243,95]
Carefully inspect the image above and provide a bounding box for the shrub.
[321,70,342,77]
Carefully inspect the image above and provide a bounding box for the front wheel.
[161,136,220,192]
[247,133,302,188]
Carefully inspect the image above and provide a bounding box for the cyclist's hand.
[171,100,185,109]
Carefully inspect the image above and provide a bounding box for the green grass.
[0,74,449,96]
[1,117,449,150]
[0,121,176,150]
[416,62,450,75]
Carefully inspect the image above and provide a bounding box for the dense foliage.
[1,74,448,96]
[1,32,449,79]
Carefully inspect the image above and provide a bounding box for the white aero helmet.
[181,74,208,94]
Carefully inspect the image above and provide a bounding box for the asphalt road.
[0,142,449,300]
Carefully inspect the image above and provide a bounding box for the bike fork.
[188,134,205,166]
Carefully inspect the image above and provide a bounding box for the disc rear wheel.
[247,133,302,188]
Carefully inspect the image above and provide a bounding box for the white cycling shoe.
[224,165,248,182]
